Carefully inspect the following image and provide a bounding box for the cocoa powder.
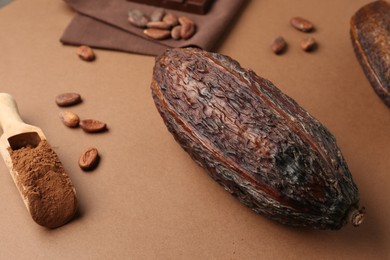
[8,140,77,228]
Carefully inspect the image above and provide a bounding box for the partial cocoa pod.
[350,0,390,107]
[151,48,364,229]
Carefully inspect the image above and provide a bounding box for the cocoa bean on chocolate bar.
[151,47,364,229]
[350,0,390,107]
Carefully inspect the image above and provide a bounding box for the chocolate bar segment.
[127,0,214,15]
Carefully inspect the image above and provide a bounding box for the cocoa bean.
[162,13,178,27]
[301,37,317,51]
[178,16,194,26]
[290,16,314,32]
[178,16,196,40]
[80,119,107,133]
[171,25,182,40]
[151,48,364,229]
[147,21,171,30]
[150,8,165,22]
[128,9,149,28]
[143,28,171,40]
[79,147,100,171]
[76,45,95,61]
[59,111,80,128]
[180,22,196,40]
[271,36,287,54]
[55,93,82,107]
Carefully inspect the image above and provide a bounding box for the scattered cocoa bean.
[271,36,287,54]
[78,147,100,171]
[76,45,95,61]
[55,93,82,107]
[171,25,182,40]
[147,21,171,30]
[128,9,149,28]
[59,111,80,128]
[80,119,107,133]
[143,28,171,40]
[162,13,178,27]
[301,37,317,51]
[150,8,165,22]
[290,17,314,32]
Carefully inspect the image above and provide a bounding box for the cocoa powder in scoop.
[8,140,77,228]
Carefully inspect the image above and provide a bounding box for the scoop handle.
[0,93,24,133]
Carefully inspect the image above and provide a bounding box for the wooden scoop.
[0,93,77,228]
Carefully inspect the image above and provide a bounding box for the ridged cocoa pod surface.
[350,0,390,107]
[151,48,364,229]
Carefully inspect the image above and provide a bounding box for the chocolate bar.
[127,0,214,15]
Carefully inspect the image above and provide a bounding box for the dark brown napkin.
[60,0,246,56]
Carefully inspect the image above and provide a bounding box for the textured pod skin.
[350,0,390,107]
[151,48,362,229]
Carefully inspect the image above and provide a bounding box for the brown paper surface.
[0,0,389,259]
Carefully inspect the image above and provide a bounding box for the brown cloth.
[60,0,246,56]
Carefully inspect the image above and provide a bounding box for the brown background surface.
[0,0,389,259]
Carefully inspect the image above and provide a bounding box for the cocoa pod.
[151,47,364,229]
[350,0,390,107]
